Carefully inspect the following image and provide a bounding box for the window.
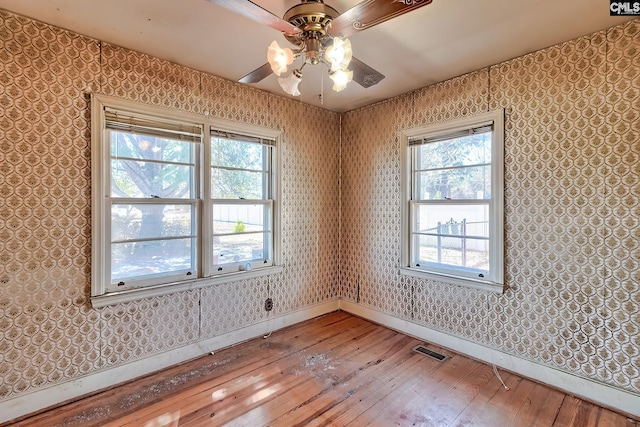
[91,94,281,306]
[400,110,504,292]
[105,107,200,292]
[209,129,274,274]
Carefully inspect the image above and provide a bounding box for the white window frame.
[91,94,282,307]
[205,124,278,276]
[399,109,505,293]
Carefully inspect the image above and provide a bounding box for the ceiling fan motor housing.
[284,0,339,53]
[284,0,339,32]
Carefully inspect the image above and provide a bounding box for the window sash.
[409,200,491,280]
[211,199,273,273]
[107,113,200,202]
[106,199,198,291]
[210,132,273,201]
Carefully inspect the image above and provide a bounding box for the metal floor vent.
[413,345,448,362]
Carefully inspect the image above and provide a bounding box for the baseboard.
[339,300,640,419]
[0,300,340,424]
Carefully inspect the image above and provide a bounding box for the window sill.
[90,265,284,308]
[399,267,505,294]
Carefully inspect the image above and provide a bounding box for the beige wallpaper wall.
[0,10,340,401]
[341,19,639,394]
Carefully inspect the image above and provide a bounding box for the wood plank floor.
[6,311,638,427]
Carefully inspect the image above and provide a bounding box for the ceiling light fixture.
[215,0,435,97]
[278,68,303,96]
[267,41,294,76]
[265,1,353,97]
[329,68,353,92]
[325,37,352,72]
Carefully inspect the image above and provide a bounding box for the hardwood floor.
[6,311,637,427]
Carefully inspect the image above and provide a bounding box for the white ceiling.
[0,0,633,112]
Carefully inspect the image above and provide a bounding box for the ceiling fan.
[209,0,433,96]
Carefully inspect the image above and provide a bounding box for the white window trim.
[206,125,278,277]
[90,94,283,307]
[399,109,505,294]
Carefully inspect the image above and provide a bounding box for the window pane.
[413,202,490,273]
[414,234,489,272]
[415,165,491,200]
[414,203,489,238]
[211,168,265,199]
[417,133,491,170]
[112,204,194,241]
[211,137,264,170]
[112,160,195,198]
[212,204,268,234]
[213,233,270,266]
[110,130,193,164]
[111,238,195,282]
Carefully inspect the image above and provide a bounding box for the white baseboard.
[0,300,340,424]
[339,301,640,418]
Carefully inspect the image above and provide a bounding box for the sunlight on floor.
[211,388,227,401]
[250,385,281,404]
[143,410,180,427]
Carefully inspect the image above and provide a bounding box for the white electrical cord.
[493,364,510,391]
[263,275,273,339]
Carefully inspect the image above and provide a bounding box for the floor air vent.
[413,345,448,362]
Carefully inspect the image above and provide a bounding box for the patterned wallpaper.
[341,19,639,394]
[0,9,340,400]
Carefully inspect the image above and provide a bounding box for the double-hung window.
[103,108,201,292]
[400,110,504,292]
[91,94,281,306]
[209,129,274,274]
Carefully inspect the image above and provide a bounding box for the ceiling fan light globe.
[325,37,352,72]
[278,69,303,96]
[330,68,353,92]
[267,40,294,76]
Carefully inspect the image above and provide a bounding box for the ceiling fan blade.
[239,63,273,84]
[350,57,385,88]
[207,0,300,35]
[330,0,433,37]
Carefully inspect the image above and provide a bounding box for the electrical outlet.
[264,298,273,311]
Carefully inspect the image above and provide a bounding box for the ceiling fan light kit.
[278,68,303,96]
[267,0,352,96]
[271,34,352,95]
[267,40,294,76]
[329,68,353,92]
[212,0,433,98]
[325,37,352,72]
